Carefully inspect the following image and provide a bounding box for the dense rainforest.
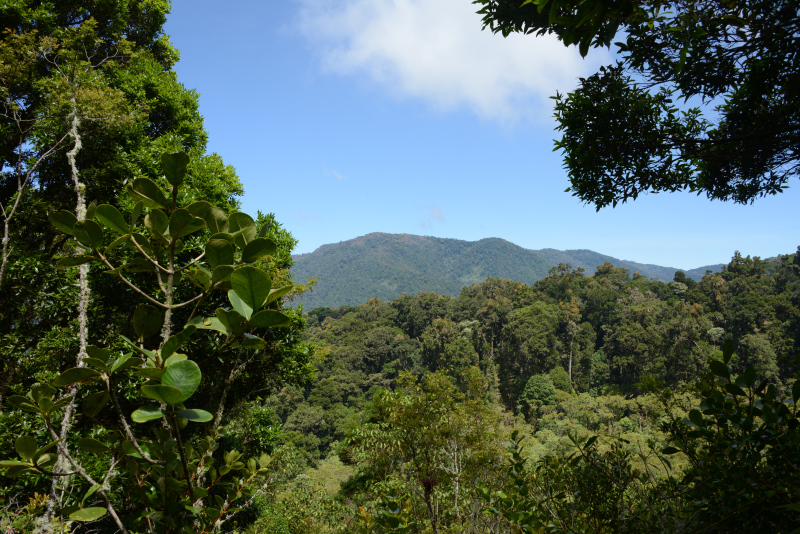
[1,0,799,533]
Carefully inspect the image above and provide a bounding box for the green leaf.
[133,304,163,342]
[161,325,197,359]
[169,208,205,238]
[709,360,730,379]
[110,354,140,374]
[128,233,153,255]
[724,383,746,397]
[49,210,77,235]
[248,310,290,329]
[231,266,271,313]
[267,285,294,304]
[186,268,211,291]
[95,204,130,235]
[83,358,108,373]
[161,152,190,187]
[186,200,212,218]
[69,508,107,522]
[53,367,100,387]
[216,308,246,337]
[161,360,202,403]
[204,206,229,234]
[76,438,109,454]
[187,315,229,334]
[105,234,129,253]
[141,384,184,405]
[134,367,163,381]
[83,391,110,417]
[229,212,257,249]
[86,345,110,362]
[57,255,97,268]
[124,258,154,272]
[722,338,734,364]
[176,409,213,422]
[7,395,39,413]
[205,239,234,269]
[144,208,168,240]
[127,177,169,210]
[131,405,165,423]
[688,409,704,428]
[793,380,800,405]
[73,220,104,250]
[661,446,680,455]
[242,238,277,263]
[131,200,143,227]
[85,200,97,220]
[212,265,235,284]
[228,289,253,320]
[240,334,266,350]
[164,353,187,367]
[15,436,37,460]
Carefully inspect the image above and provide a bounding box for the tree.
[474,0,800,208]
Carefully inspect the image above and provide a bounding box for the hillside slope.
[291,233,723,308]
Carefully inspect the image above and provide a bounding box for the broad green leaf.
[31,384,55,404]
[229,212,257,249]
[209,232,235,244]
[240,334,266,350]
[15,436,37,460]
[123,258,154,272]
[186,200,212,218]
[722,338,734,364]
[141,384,184,405]
[4,465,34,477]
[176,409,213,422]
[162,360,202,403]
[105,234,129,253]
[83,391,110,418]
[73,220,104,250]
[186,268,211,291]
[248,310,290,329]
[0,460,28,468]
[131,200,143,227]
[7,395,39,413]
[212,265,235,284]
[164,353,187,367]
[83,358,108,373]
[85,200,97,220]
[81,484,101,506]
[169,208,205,238]
[231,266,271,313]
[688,409,704,427]
[204,206,229,234]
[133,304,163,342]
[267,284,294,304]
[242,238,277,263]
[131,405,165,423]
[709,360,729,379]
[127,177,169,210]
[144,208,168,239]
[161,152,190,187]
[53,367,100,387]
[69,508,107,522]
[86,345,110,362]
[49,210,77,235]
[161,325,197,359]
[187,315,229,335]
[133,367,163,381]
[724,383,746,397]
[76,438,109,454]
[228,289,253,320]
[57,255,97,269]
[215,308,246,337]
[110,354,140,374]
[95,204,130,234]
[205,239,234,269]
[120,335,156,362]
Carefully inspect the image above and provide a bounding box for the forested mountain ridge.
[291,232,723,308]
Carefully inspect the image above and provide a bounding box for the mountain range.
[290,233,724,309]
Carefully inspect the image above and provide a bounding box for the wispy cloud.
[325,168,346,180]
[420,204,445,229]
[291,210,321,221]
[296,0,610,122]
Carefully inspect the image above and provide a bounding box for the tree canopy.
[475,0,800,208]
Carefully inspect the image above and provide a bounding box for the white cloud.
[325,168,346,180]
[296,0,611,122]
[430,205,445,221]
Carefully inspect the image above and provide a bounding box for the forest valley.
[1,1,799,533]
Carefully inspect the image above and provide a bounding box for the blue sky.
[165,0,798,270]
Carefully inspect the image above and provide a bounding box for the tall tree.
[474,0,800,208]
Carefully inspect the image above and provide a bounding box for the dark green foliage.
[475,0,800,207]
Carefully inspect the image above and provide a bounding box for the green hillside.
[291,233,723,308]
